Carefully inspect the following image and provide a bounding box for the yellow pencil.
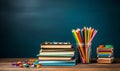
[72,29,80,44]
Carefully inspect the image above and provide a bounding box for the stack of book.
[97,45,114,64]
[36,42,76,66]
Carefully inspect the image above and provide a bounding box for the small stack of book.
[36,41,76,66]
[97,45,114,64]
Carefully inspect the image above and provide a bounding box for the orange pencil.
[76,28,82,43]
[90,28,94,39]
[78,44,86,62]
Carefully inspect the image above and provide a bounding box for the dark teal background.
[0,0,120,58]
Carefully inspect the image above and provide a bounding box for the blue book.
[97,54,113,57]
[36,54,74,57]
[37,59,76,66]
[40,63,76,66]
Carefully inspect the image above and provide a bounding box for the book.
[41,45,72,48]
[39,51,74,55]
[98,57,114,60]
[40,48,74,52]
[40,63,76,66]
[97,60,113,64]
[97,54,113,57]
[97,48,113,52]
[97,52,113,54]
[38,56,73,60]
[36,54,74,57]
[38,59,76,66]
[41,42,71,45]
[97,57,114,64]
[41,42,72,48]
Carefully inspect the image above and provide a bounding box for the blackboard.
[0,0,120,58]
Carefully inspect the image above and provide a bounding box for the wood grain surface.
[0,58,120,71]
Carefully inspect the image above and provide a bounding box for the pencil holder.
[76,43,92,64]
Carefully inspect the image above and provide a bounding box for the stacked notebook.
[97,45,114,64]
[36,42,76,66]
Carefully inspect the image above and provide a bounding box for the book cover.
[38,59,76,66]
[97,54,113,57]
[97,57,114,64]
[41,45,72,48]
[38,56,73,60]
[36,54,74,57]
[97,52,113,54]
[40,48,74,52]
[97,48,113,52]
[41,42,72,48]
[39,51,75,55]
[98,57,114,60]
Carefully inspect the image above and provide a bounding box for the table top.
[0,58,120,71]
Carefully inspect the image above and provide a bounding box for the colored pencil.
[72,27,97,63]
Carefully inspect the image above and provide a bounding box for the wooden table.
[0,58,120,71]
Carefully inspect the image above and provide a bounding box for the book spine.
[97,54,113,57]
[42,64,76,66]
[40,63,76,66]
